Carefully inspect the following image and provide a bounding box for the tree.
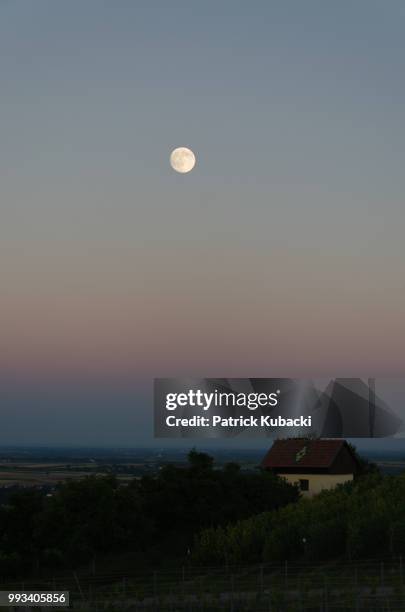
[187,449,214,472]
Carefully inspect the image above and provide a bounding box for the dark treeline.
[194,472,405,566]
[0,450,298,576]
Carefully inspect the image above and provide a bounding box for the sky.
[0,1,404,445]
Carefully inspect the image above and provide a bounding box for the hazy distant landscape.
[0,447,266,486]
[0,447,262,500]
[1,444,405,494]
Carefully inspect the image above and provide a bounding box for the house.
[261,438,360,497]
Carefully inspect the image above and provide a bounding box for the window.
[299,479,309,491]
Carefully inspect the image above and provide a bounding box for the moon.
[170,147,196,173]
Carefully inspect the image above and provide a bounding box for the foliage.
[346,442,379,475]
[194,471,405,565]
[0,451,298,575]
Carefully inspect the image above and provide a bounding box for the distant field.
[0,455,153,488]
[0,462,146,468]
[0,447,404,489]
[0,462,95,469]
[373,460,405,475]
[0,459,144,486]
[0,470,97,485]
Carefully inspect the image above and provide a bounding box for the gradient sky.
[1,1,404,445]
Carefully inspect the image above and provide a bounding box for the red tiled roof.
[261,439,348,469]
